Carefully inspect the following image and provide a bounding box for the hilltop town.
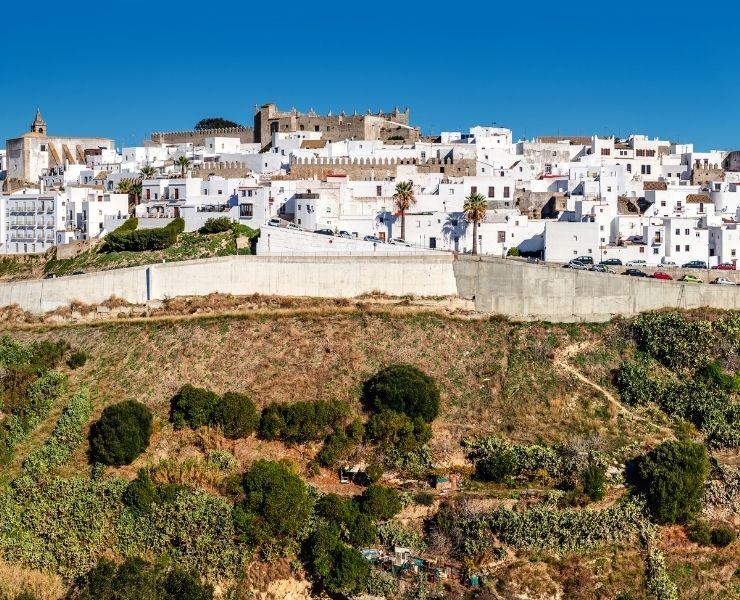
[1,104,739,274]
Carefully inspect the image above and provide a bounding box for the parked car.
[286,223,301,230]
[600,258,623,266]
[43,272,57,279]
[710,277,736,285]
[564,260,588,270]
[652,271,673,281]
[679,274,702,284]
[574,256,594,265]
[388,238,412,246]
[590,264,615,274]
[660,259,677,267]
[626,259,647,267]
[267,218,281,227]
[363,235,383,243]
[712,262,736,270]
[526,257,542,264]
[338,230,353,239]
[624,268,649,277]
[314,228,334,236]
[682,260,707,269]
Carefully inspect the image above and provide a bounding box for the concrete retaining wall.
[454,256,740,322]
[0,255,458,314]
[0,254,738,320]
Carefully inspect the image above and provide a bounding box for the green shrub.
[687,520,711,545]
[199,217,233,234]
[316,431,353,468]
[472,443,517,483]
[102,218,184,252]
[362,364,440,422]
[67,351,88,370]
[122,470,159,514]
[615,360,664,406]
[365,409,431,454]
[632,313,714,371]
[710,525,736,547]
[697,361,740,393]
[412,491,435,506]
[23,389,92,477]
[70,556,213,600]
[114,217,138,233]
[171,385,220,430]
[581,463,606,502]
[359,485,402,521]
[506,247,521,256]
[631,440,709,524]
[258,400,349,444]
[233,460,313,550]
[305,523,371,595]
[365,463,384,485]
[315,493,376,547]
[213,391,258,439]
[89,400,152,466]
[205,449,238,471]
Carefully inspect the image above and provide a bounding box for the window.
[641,165,652,175]
[661,201,666,207]
[174,188,179,200]
[675,228,680,235]
[471,186,477,194]
[627,164,632,173]
[685,229,690,235]
[449,189,454,195]
[488,186,495,198]
[675,245,680,252]
[653,248,659,254]
[497,231,505,242]
[685,245,690,251]
[639,247,645,253]
[601,149,610,156]
[504,186,510,198]
[314,125,320,132]
[376,185,382,196]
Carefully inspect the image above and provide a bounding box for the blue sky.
[1,1,738,150]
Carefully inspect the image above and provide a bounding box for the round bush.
[170,385,219,430]
[631,440,709,524]
[362,364,440,422]
[214,392,258,439]
[359,485,402,521]
[710,526,736,547]
[67,350,88,370]
[581,463,606,501]
[89,400,152,466]
[687,520,711,545]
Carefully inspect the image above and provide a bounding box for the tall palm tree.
[463,192,487,255]
[140,165,157,178]
[393,180,415,241]
[175,156,190,176]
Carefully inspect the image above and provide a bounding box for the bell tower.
[30,109,46,135]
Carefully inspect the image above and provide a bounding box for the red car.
[712,262,736,270]
[652,271,673,280]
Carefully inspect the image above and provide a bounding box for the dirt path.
[554,341,675,439]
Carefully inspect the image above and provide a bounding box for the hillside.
[0,303,737,599]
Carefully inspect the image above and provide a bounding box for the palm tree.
[175,156,190,176]
[393,180,415,241]
[139,165,157,178]
[116,178,142,209]
[463,192,488,255]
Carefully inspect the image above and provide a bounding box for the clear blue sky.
[2,0,738,151]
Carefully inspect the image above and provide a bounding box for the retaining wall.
[0,254,738,320]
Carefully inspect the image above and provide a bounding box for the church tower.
[30,109,46,135]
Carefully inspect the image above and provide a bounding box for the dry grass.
[0,558,66,600]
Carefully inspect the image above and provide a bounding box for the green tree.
[194,118,241,130]
[305,523,371,595]
[393,180,415,241]
[362,364,439,422]
[89,400,152,466]
[631,440,709,524]
[233,460,313,547]
[359,485,402,521]
[581,463,606,501]
[139,165,157,178]
[214,391,258,439]
[365,409,431,454]
[463,192,487,255]
[175,156,190,175]
[170,385,220,430]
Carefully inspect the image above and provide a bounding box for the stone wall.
[150,127,254,146]
[286,156,476,180]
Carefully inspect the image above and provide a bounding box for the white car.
[388,238,412,247]
[660,260,677,268]
[565,260,588,270]
[267,218,281,227]
[711,277,736,286]
[287,223,301,230]
[626,259,647,267]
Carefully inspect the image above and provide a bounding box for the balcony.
[295,193,319,199]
